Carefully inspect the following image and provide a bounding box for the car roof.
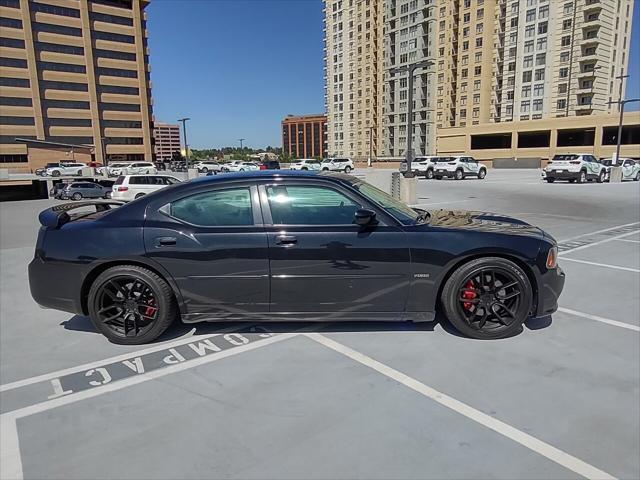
[191,170,352,185]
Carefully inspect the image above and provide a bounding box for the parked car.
[601,157,640,182]
[30,170,564,345]
[100,163,131,177]
[399,156,453,179]
[542,154,607,183]
[259,160,281,170]
[321,158,354,173]
[290,159,322,171]
[225,161,259,172]
[194,161,222,174]
[120,162,157,175]
[58,182,112,200]
[45,162,86,177]
[433,156,487,180]
[111,174,181,202]
[36,162,65,176]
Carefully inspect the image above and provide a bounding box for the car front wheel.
[597,170,606,183]
[577,171,587,183]
[202,167,209,173]
[52,170,61,177]
[441,257,533,339]
[88,265,177,344]
[455,169,464,180]
[477,169,486,179]
[635,172,640,181]
[344,166,352,173]
[72,192,82,200]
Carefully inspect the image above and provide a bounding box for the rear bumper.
[533,266,565,318]
[543,170,581,179]
[434,169,457,178]
[29,257,84,315]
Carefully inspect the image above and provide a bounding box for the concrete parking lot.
[1,169,638,480]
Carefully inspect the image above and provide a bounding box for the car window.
[170,188,253,226]
[129,177,147,185]
[266,185,360,225]
[353,181,418,226]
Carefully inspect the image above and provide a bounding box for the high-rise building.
[384,0,438,157]
[281,114,327,159]
[324,0,384,160]
[153,121,180,162]
[0,0,154,172]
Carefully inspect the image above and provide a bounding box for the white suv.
[46,162,86,177]
[433,156,487,180]
[290,159,322,171]
[542,154,607,183]
[194,161,222,174]
[400,156,451,179]
[112,174,181,202]
[321,158,354,173]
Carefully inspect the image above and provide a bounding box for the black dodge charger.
[29,171,565,344]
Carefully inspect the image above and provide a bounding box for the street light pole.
[608,98,639,164]
[177,117,191,166]
[367,126,374,167]
[390,59,434,177]
[613,70,629,162]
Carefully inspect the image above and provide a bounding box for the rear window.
[553,154,579,161]
[114,176,125,185]
[435,157,454,162]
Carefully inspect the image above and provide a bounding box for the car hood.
[427,209,546,238]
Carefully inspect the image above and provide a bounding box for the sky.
[147,0,640,150]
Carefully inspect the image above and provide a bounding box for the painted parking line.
[0,327,308,480]
[560,257,640,273]
[305,333,616,480]
[558,307,640,332]
[558,222,640,244]
[613,238,640,244]
[559,230,640,256]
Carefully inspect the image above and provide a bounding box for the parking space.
[1,169,639,479]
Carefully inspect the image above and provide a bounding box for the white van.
[112,175,181,201]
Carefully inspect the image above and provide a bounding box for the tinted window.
[170,188,253,226]
[266,185,359,225]
[353,181,418,226]
[129,176,146,185]
[553,154,579,161]
[114,176,125,185]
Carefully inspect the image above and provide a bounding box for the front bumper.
[533,265,566,318]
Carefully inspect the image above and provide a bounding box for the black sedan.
[29,171,565,344]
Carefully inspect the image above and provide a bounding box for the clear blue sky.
[148,0,640,149]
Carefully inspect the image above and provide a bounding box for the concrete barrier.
[492,157,541,169]
[609,166,623,183]
[0,169,8,180]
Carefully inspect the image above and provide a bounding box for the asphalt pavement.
[1,169,638,480]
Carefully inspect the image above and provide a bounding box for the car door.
[143,183,269,317]
[260,180,411,315]
[622,159,633,179]
[468,157,480,175]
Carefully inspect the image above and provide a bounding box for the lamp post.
[177,117,190,166]
[390,59,435,177]
[607,98,640,163]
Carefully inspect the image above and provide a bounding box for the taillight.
[570,161,581,164]
[260,165,267,170]
[117,187,128,192]
[546,246,558,269]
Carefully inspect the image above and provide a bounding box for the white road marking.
[559,230,640,256]
[0,323,252,393]
[558,307,640,332]
[558,222,640,244]
[613,238,640,244]
[306,333,617,480]
[0,331,302,480]
[0,418,23,480]
[560,257,640,273]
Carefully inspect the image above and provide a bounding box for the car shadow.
[61,312,553,344]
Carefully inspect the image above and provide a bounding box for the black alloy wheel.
[441,257,532,339]
[88,266,176,344]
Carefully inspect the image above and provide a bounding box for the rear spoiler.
[38,201,124,229]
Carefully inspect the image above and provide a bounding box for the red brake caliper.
[462,280,477,311]
[144,298,157,318]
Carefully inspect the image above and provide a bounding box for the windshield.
[352,180,420,225]
[553,154,579,161]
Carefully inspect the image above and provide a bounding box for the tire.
[455,169,464,180]
[577,170,587,184]
[425,169,434,179]
[88,265,177,345]
[596,170,606,183]
[103,192,111,199]
[477,169,486,179]
[344,166,352,173]
[52,170,61,177]
[322,167,329,171]
[72,192,82,200]
[301,167,308,171]
[634,172,640,181]
[135,193,145,199]
[239,168,245,172]
[546,178,555,183]
[441,257,533,340]
[202,167,209,173]
[434,175,443,180]
[568,179,576,183]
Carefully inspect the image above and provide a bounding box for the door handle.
[156,236,176,247]
[275,235,297,245]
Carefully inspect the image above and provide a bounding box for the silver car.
[58,182,112,200]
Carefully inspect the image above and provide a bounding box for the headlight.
[546,246,558,269]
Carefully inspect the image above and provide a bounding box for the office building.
[282,114,328,159]
[153,121,180,162]
[0,0,154,172]
[324,0,384,160]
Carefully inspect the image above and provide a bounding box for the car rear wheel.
[477,169,486,179]
[103,192,111,199]
[52,170,61,177]
[135,193,145,199]
[434,175,443,180]
[546,178,555,183]
[301,167,308,171]
[322,167,329,171]
[344,166,352,173]
[425,169,434,179]
[597,170,606,183]
[635,172,640,181]
[455,169,464,180]
[88,265,177,345]
[72,192,82,200]
[441,257,533,339]
[202,167,209,173]
[577,171,587,184]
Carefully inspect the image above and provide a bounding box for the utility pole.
[390,59,435,177]
[367,126,374,167]
[177,117,191,166]
[607,97,639,164]
[613,70,629,161]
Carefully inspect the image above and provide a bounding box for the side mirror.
[354,209,377,226]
